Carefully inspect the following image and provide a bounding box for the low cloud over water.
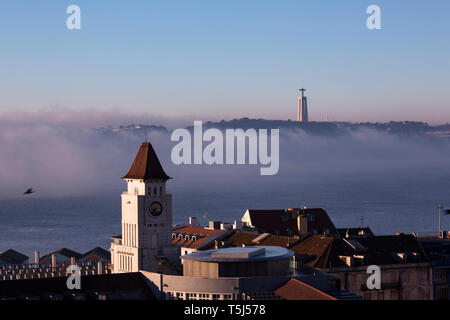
[0,111,449,199]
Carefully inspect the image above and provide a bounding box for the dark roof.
[122,142,171,180]
[80,247,111,261]
[289,235,334,268]
[419,238,450,262]
[222,231,300,249]
[337,227,375,238]
[0,273,155,300]
[224,231,260,247]
[246,208,337,236]
[0,249,29,265]
[327,234,429,268]
[287,233,430,269]
[40,248,82,261]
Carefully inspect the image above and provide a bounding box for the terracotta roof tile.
[172,226,226,237]
[274,278,337,300]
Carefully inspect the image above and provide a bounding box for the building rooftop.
[122,142,171,180]
[0,272,155,300]
[221,230,300,249]
[172,225,230,249]
[244,208,337,236]
[40,248,82,262]
[292,234,430,269]
[80,247,111,262]
[181,246,294,263]
[0,249,29,265]
[274,278,337,300]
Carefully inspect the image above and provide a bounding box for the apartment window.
[437,286,449,300]
[223,294,232,300]
[363,292,371,300]
[186,293,197,300]
[212,294,220,300]
[436,269,448,282]
[376,291,385,300]
[391,289,399,300]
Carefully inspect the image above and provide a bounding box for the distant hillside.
[97,118,450,138]
[192,118,450,138]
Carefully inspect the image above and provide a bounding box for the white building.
[110,142,179,274]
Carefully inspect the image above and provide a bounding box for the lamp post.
[438,205,443,236]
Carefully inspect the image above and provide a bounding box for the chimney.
[189,217,199,227]
[98,261,103,275]
[297,215,308,236]
[208,221,221,230]
[34,250,40,265]
[233,220,243,230]
[51,254,56,268]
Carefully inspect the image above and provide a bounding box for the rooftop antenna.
[360,216,365,228]
[438,204,443,236]
[145,131,148,142]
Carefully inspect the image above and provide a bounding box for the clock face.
[149,201,163,216]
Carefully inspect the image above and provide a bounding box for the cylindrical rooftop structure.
[181,246,294,278]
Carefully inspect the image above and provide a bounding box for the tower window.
[154,187,157,195]
[160,186,163,194]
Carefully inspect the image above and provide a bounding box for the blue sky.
[1,1,449,123]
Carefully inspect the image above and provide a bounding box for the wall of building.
[182,258,292,278]
[140,271,291,300]
[324,262,433,300]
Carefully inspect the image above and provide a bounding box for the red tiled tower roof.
[122,142,171,180]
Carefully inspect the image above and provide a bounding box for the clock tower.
[110,142,175,273]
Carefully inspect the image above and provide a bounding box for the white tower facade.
[297,88,308,122]
[110,142,175,273]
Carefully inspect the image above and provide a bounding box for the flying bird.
[23,188,35,195]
